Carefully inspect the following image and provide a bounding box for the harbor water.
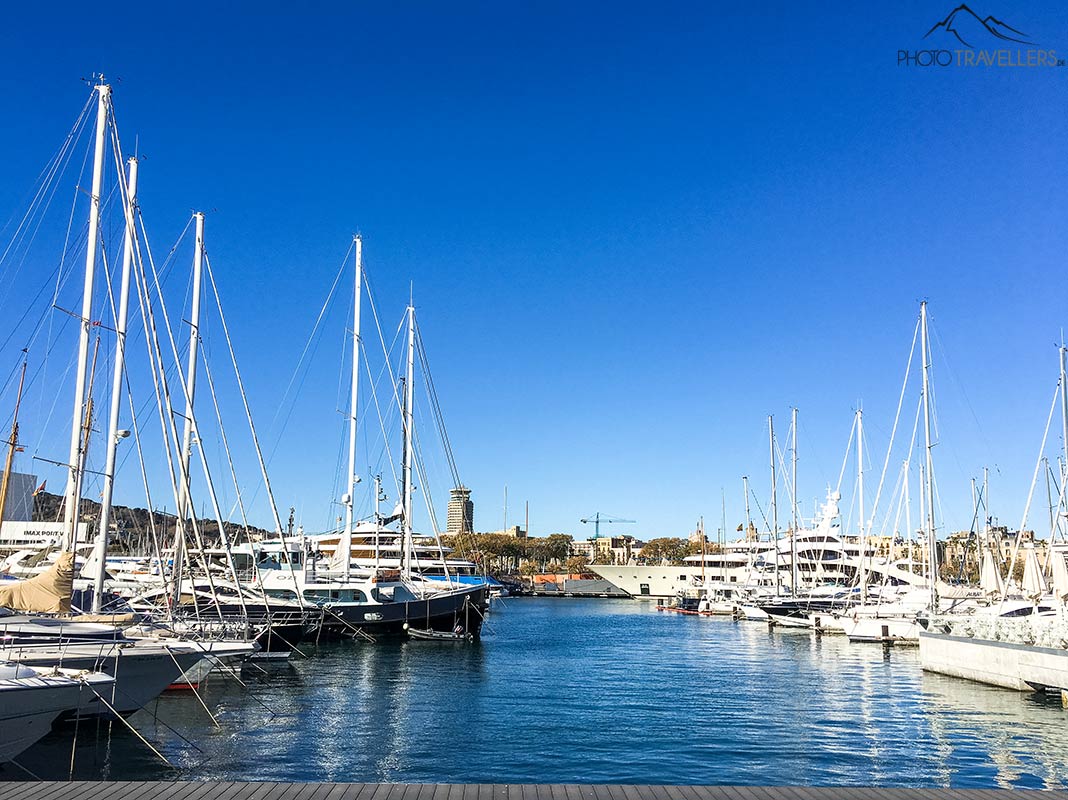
[9,598,1068,788]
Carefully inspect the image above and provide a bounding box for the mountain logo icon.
[924,4,1034,48]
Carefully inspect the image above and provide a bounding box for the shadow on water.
[4,598,1067,787]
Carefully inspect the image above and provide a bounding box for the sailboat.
[240,238,489,638]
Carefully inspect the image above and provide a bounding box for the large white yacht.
[592,491,926,600]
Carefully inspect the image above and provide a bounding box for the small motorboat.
[403,623,473,642]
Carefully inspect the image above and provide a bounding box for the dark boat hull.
[319,585,488,639]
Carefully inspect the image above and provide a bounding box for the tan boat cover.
[0,551,74,613]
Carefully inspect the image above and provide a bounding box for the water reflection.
[3,599,1066,787]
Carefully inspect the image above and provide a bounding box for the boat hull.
[320,585,489,639]
[0,644,204,716]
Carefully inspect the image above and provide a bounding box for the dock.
[0,783,1065,800]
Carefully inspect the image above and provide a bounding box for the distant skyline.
[0,2,1066,543]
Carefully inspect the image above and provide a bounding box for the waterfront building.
[481,525,527,538]
[570,535,642,565]
[447,486,474,535]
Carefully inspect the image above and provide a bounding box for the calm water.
[8,598,1068,787]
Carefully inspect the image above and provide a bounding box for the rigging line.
[928,317,994,465]
[747,485,772,534]
[50,115,98,311]
[773,427,796,519]
[139,231,247,617]
[265,240,355,437]
[0,92,93,261]
[367,300,411,502]
[360,337,402,506]
[1001,379,1060,600]
[0,103,93,322]
[415,321,461,487]
[203,253,285,535]
[200,350,257,553]
[122,368,176,622]
[868,315,920,538]
[132,213,225,614]
[835,412,858,497]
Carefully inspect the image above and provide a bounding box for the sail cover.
[979,549,1004,596]
[0,551,74,613]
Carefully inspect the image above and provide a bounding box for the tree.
[566,556,589,575]
[544,534,573,564]
[639,537,693,565]
[519,561,539,588]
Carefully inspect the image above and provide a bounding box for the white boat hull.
[845,615,920,644]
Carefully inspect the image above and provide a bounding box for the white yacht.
[592,491,901,600]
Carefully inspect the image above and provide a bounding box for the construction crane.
[580,512,636,539]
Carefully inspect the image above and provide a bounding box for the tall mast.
[720,488,726,582]
[63,81,110,548]
[0,362,28,529]
[903,460,913,578]
[983,466,990,544]
[769,415,780,595]
[700,516,705,584]
[176,212,205,520]
[920,301,939,610]
[742,475,752,543]
[170,211,204,603]
[342,235,362,581]
[401,303,415,574]
[857,408,867,604]
[1059,345,1068,542]
[92,156,138,612]
[373,474,382,571]
[791,406,799,592]
[918,459,927,579]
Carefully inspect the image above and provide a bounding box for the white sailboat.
[0,663,114,763]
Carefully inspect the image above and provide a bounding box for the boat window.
[263,589,299,601]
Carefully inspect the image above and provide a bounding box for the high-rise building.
[447,486,474,535]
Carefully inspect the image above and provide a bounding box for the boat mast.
[742,475,752,542]
[92,156,138,613]
[791,407,799,592]
[769,415,780,596]
[920,301,938,610]
[374,474,382,571]
[903,459,912,578]
[1059,345,1068,542]
[0,362,28,529]
[401,303,415,575]
[63,80,110,549]
[700,516,705,585]
[983,465,989,544]
[857,408,867,604]
[342,235,362,581]
[720,489,726,583]
[170,212,204,603]
[918,459,927,580]
[176,211,205,520]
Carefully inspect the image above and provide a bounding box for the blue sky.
[0,2,1066,542]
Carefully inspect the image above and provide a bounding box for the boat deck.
[0,783,1064,800]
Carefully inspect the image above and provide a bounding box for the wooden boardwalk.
[0,784,1065,800]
